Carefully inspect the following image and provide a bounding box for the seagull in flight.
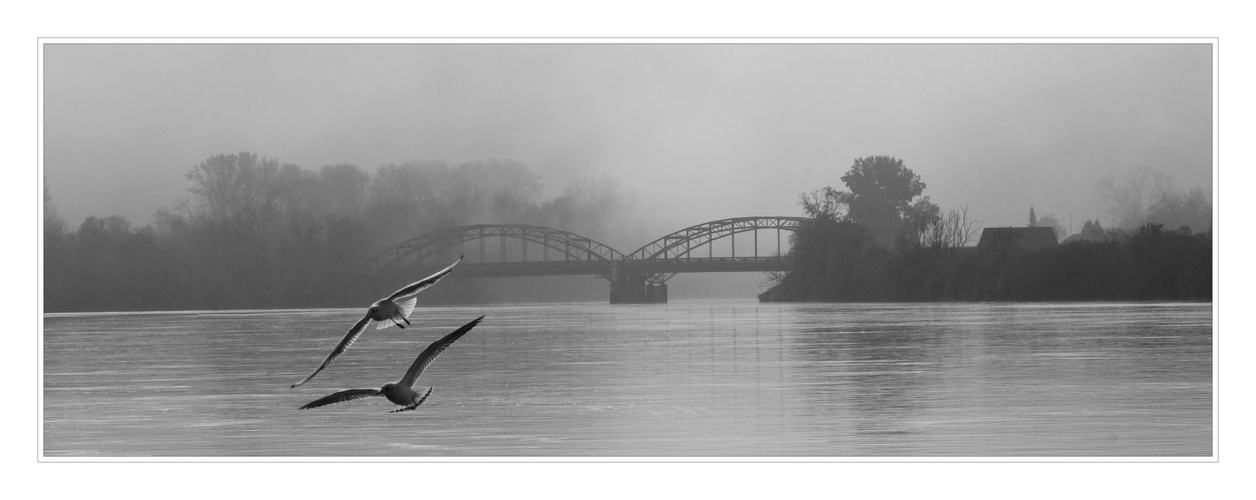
[298,315,484,413]
[290,256,463,388]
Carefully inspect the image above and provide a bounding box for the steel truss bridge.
[363,216,807,303]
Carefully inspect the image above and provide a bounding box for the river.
[42,301,1213,457]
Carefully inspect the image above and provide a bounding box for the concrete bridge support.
[609,279,668,304]
[645,284,668,303]
[609,263,668,303]
[609,277,646,303]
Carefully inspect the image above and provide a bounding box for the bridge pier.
[609,280,668,304]
[609,279,645,304]
[609,263,668,304]
[645,284,668,303]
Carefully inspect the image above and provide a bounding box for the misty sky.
[43,42,1212,241]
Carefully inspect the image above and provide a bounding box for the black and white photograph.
[39,40,1215,459]
[16,0,1254,489]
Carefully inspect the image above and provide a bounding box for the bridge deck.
[398,256,789,279]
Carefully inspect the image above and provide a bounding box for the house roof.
[977,226,1059,252]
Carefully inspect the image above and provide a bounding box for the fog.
[42,42,1213,303]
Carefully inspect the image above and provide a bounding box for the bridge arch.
[364,224,625,279]
[621,216,808,286]
[625,216,808,261]
[362,217,810,303]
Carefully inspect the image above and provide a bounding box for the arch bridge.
[364,216,807,303]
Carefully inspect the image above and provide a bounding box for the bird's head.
[378,383,393,395]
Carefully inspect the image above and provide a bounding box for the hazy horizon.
[44,42,1213,247]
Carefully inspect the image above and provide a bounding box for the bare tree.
[917,203,980,253]
[185,152,288,245]
[1147,187,1212,234]
[798,186,844,221]
[1097,167,1173,230]
[44,179,66,235]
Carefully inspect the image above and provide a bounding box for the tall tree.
[362,160,445,250]
[1028,207,1037,227]
[44,181,69,310]
[313,163,370,218]
[185,152,289,246]
[830,155,935,247]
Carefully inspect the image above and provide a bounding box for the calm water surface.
[43,301,1213,457]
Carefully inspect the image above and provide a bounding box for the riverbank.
[759,224,1211,303]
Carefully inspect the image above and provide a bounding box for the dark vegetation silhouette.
[759,157,1212,303]
[43,153,1213,310]
[44,153,633,312]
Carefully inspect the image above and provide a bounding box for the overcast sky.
[43,42,1212,240]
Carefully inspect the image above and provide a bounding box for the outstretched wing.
[298,388,380,410]
[390,387,434,413]
[290,313,373,388]
[385,256,463,303]
[400,315,485,388]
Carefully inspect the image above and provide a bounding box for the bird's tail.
[390,387,434,413]
[398,297,418,322]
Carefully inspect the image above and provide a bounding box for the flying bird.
[290,256,463,389]
[298,315,485,413]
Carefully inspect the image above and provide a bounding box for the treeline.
[44,153,632,312]
[759,155,1212,303]
[758,221,1212,302]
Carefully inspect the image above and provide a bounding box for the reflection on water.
[43,302,1212,457]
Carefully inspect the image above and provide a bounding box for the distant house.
[1061,219,1109,244]
[977,226,1059,254]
